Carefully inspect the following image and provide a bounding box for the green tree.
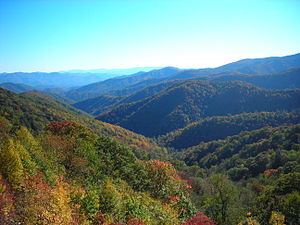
[203,174,239,225]
[256,173,300,225]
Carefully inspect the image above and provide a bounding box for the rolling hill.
[1,54,300,225]
[181,124,300,179]
[0,82,35,93]
[204,67,300,89]
[65,67,181,101]
[63,53,300,103]
[158,111,300,150]
[73,80,184,116]
[0,89,196,225]
[96,80,300,137]
[72,67,300,118]
[0,88,164,156]
[214,53,300,75]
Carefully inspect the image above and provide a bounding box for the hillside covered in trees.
[0,88,199,224]
[158,111,300,150]
[1,83,299,224]
[0,88,165,159]
[0,119,199,224]
[175,125,300,224]
[1,0,300,222]
[59,53,300,103]
[96,80,300,137]
[1,53,300,225]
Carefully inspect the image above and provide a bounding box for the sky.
[0,0,300,72]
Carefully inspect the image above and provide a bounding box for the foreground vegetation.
[0,119,196,224]
[1,118,298,224]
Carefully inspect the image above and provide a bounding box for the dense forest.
[1,85,299,224]
[65,67,181,101]
[0,88,166,160]
[73,80,182,116]
[1,53,300,224]
[204,67,300,90]
[175,125,300,224]
[158,111,300,150]
[0,88,200,224]
[0,119,196,224]
[97,80,300,137]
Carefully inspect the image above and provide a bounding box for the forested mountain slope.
[0,82,35,93]
[0,88,163,156]
[66,67,181,101]
[214,53,300,75]
[204,67,300,89]
[1,53,300,225]
[96,81,300,137]
[0,117,197,224]
[158,111,300,150]
[181,125,300,180]
[72,67,300,121]
[62,53,300,102]
[145,53,300,83]
[73,80,184,116]
[174,124,300,225]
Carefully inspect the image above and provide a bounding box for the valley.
[0,53,299,224]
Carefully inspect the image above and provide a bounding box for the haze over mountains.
[1,53,299,139]
[1,0,300,222]
[1,53,299,93]
[60,53,300,101]
[1,52,300,141]
[0,54,300,137]
[1,52,300,224]
[0,67,162,89]
[62,67,162,74]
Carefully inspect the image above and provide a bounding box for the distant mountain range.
[2,53,299,99]
[62,67,162,74]
[0,72,120,89]
[0,67,163,89]
[1,53,300,139]
[65,67,181,101]
[64,53,300,101]
[72,80,181,116]
[214,53,300,74]
[199,67,300,89]
[72,65,300,116]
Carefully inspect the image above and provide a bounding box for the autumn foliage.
[0,121,197,224]
[181,212,217,225]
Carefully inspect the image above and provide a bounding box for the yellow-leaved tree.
[0,138,24,189]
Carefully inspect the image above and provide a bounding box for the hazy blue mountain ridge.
[65,67,182,101]
[0,72,120,88]
[0,82,35,93]
[66,53,300,102]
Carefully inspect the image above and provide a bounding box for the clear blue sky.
[1,0,300,72]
